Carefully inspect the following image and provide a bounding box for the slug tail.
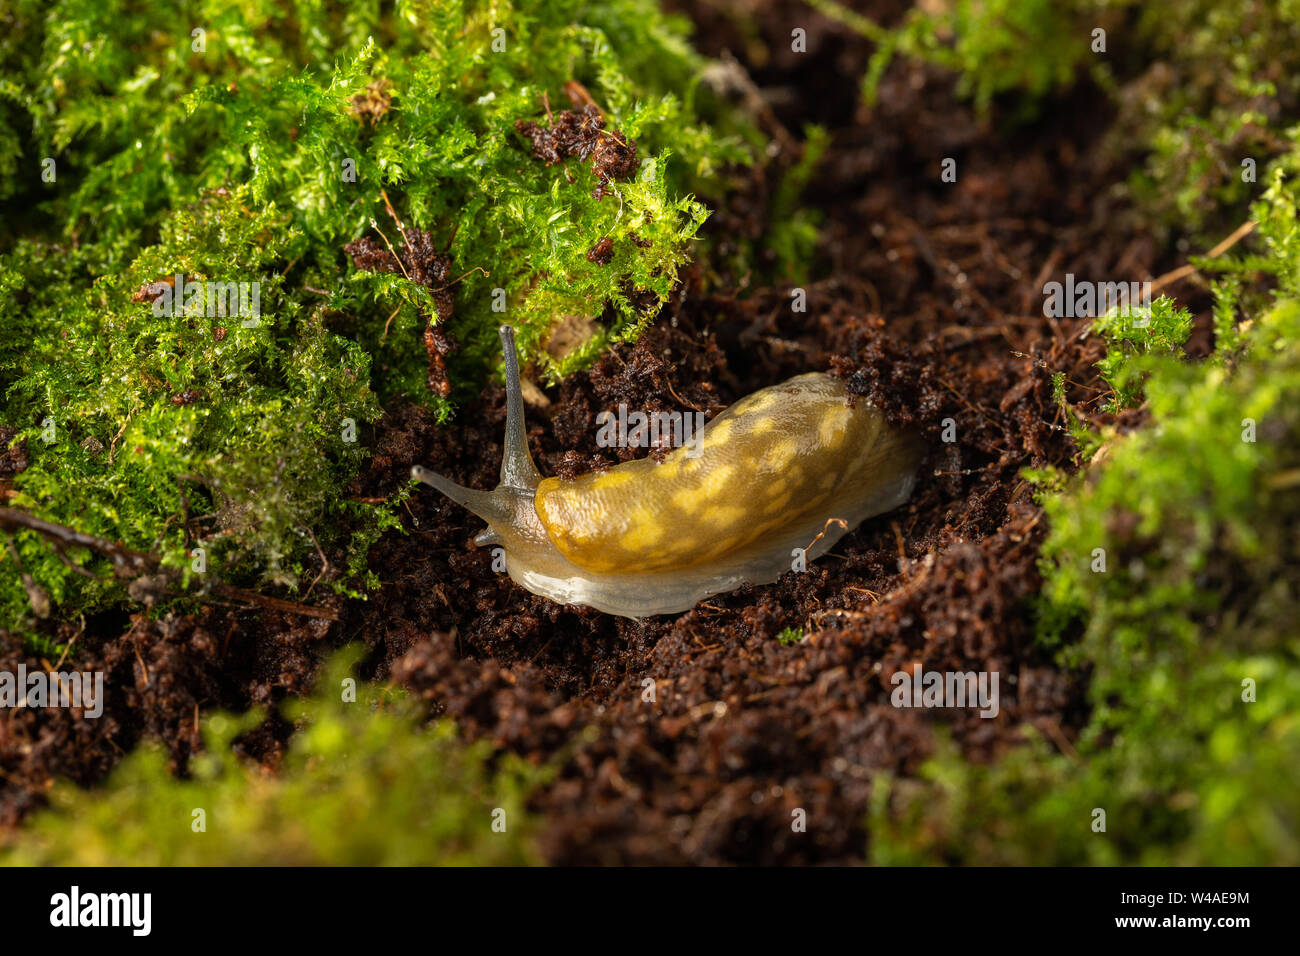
[497,325,542,492]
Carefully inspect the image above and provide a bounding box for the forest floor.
[1,1,1206,863]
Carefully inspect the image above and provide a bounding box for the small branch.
[714,51,799,156]
[379,187,411,248]
[299,523,330,601]
[429,265,489,294]
[211,584,339,621]
[369,218,411,282]
[563,80,600,113]
[0,506,339,622]
[1149,220,1257,295]
[0,507,151,576]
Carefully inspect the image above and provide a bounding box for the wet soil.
[1,2,1187,863]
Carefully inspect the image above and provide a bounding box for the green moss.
[1,646,547,865]
[3,0,750,386]
[1115,1,1300,239]
[0,0,754,638]
[0,190,389,636]
[1092,294,1195,412]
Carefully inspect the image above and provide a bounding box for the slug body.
[413,327,924,619]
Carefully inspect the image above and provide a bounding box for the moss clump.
[1,191,386,629]
[870,161,1300,867]
[0,0,752,640]
[1,647,546,865]
[2,0,748,390]
[1111,1,1300,240]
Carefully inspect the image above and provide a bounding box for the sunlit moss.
[0,0,754,638]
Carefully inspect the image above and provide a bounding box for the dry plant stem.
[1149,220,1258,295]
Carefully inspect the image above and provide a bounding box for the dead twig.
[1148,219,1257,296]
[0,506,339,622]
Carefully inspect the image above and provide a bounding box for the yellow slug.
[413,326,925,618]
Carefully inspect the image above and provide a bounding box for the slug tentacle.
[410,325,544,534]
[409,465,504,523]
[413,325,925,619]
[497,324,542,492]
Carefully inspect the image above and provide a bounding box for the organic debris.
[515,103,639,199]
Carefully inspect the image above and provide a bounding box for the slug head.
[411,325,553,557]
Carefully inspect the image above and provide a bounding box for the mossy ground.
[852,0,1300,864]
[1,0,751,864]
[1,0,1298,865]
[872,282,1300,864]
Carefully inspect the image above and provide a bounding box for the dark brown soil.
[1,1,1181,863]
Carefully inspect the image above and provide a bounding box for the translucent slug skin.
[413,326,924,619]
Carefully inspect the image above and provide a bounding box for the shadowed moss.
[812,0,1300,239]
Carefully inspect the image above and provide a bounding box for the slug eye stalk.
[411,325,541,528]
